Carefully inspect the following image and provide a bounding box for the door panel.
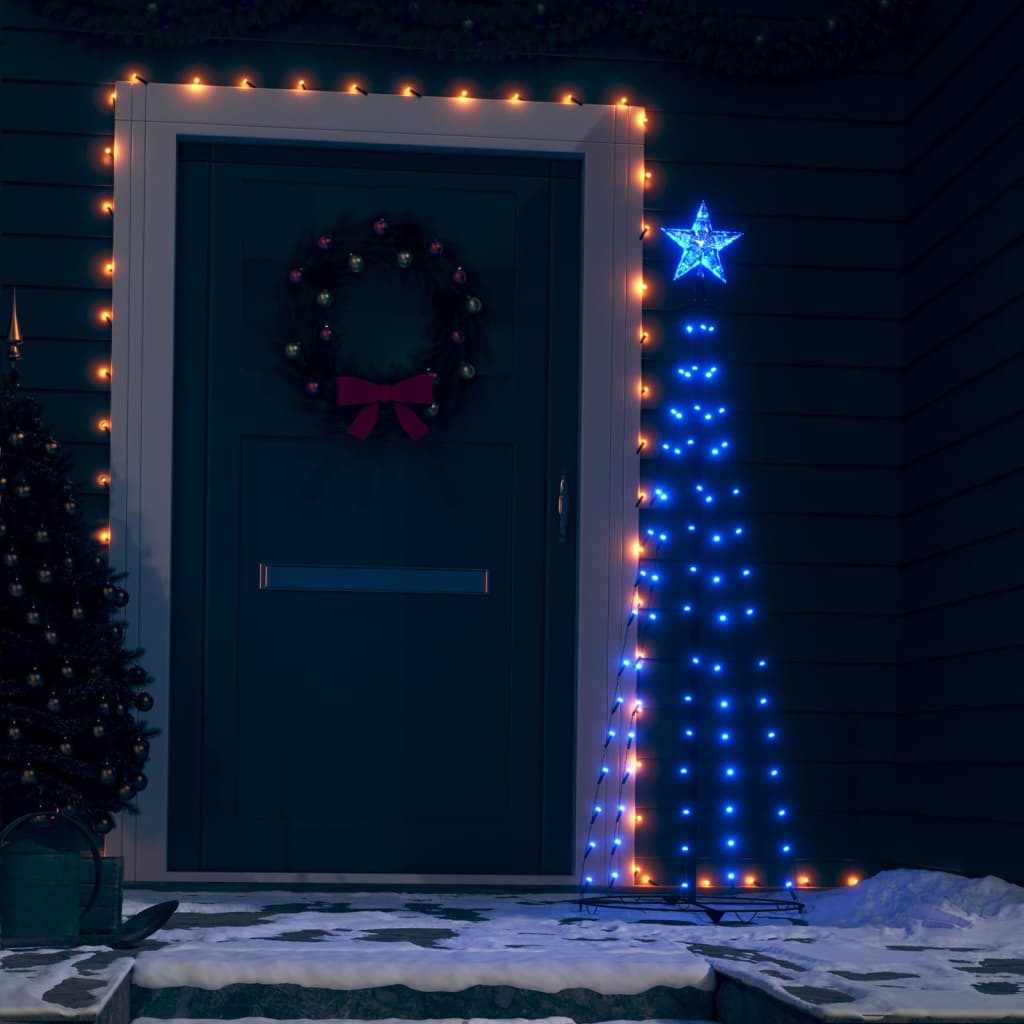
[169,142,580,875]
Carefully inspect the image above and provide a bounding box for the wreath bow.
[336,373,435,441]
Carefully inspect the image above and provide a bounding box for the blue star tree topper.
[661,201,742,283]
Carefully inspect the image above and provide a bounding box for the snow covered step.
[131,1018,718,1024]
[127,948,716,1023]
[0,947,133,1023]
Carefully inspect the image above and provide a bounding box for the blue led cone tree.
[642,201,796,892]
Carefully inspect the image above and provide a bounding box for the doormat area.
[3,872,1024,1022]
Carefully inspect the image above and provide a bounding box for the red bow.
[336,374,435,440]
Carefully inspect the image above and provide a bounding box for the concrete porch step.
[131,1018,718,1024]
[128,977,715,1023]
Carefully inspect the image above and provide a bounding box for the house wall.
[893,1,1024,881]
[1,4,1002,886]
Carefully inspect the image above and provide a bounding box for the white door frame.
[109,81,643,885]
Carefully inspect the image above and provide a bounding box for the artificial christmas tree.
[0,292,157,837]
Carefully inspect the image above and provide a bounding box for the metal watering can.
[0,812,102,948]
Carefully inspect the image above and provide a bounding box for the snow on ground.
[121,872,1024,1020]
[3,871,1024,1022]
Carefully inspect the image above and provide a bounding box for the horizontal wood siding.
[5,4,1004,888]
[899,0,1024,882]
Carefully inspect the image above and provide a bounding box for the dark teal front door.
[169,142,581,875]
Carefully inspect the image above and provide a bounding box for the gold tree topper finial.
[6,289,24,367]
[6,289,22,344]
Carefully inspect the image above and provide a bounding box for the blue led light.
[585,875,594,884]
[782,844,792,853]
[588,840,597,849]
[645,201,793,894]
[613,837,622,846]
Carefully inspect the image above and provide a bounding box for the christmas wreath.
[283,215,485,441]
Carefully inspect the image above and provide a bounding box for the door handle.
[557,469,569,544]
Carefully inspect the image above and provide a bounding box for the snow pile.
[805,868,1024,929]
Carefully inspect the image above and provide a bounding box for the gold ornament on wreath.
[283,215,486,441]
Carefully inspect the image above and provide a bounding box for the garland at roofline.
[24,0,922,78]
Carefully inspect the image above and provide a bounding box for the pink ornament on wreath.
[318,325,334,343]
[288,267,304,284]
[428,239,444,256]
[373,217,389,236]
[452,266,467,285]
[450,329,465,344]
[305,380,321,397]
[317,234,333,250]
